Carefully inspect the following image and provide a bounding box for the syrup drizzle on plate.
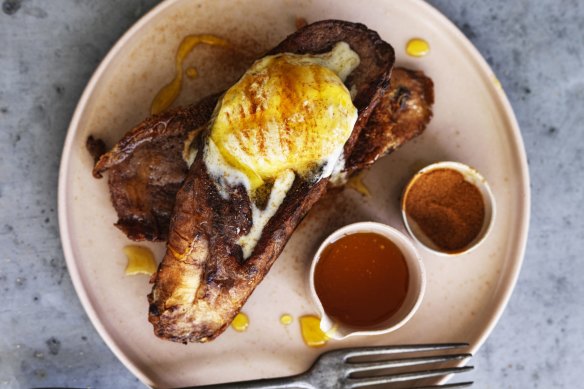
[150,34,229,115]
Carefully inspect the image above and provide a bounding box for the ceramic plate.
[58,0,530,387]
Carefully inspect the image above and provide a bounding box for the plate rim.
[57,0,183,385]
[416,0,531,360]
[58,0,530,386]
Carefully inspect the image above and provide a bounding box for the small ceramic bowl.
[401,161,496,256]
[309,222,426,339]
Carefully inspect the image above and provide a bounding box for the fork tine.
[344,343,469,359]
[346,353,472,374]
[412,382,474,388]
[346,366,474,388]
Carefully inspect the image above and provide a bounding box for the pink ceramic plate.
[58,0,529,387]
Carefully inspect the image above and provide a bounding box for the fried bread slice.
[347,67,434,173]
[147,20,394,342]
[93,94,219,241]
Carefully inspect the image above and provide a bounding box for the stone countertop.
[0,0,582,388]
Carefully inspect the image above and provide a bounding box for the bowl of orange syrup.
[309,222,426,339]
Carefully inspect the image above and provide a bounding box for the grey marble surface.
[0,0,582,388]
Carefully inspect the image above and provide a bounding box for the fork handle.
[177,374,313,389]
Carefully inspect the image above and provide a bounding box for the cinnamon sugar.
[404,168,485,252]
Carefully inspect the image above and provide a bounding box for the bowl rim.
[401,161,497,257]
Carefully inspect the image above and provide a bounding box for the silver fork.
[184,343,473,388]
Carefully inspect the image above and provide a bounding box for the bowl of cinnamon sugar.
[401,161,495,256]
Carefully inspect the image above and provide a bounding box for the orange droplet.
[406,38,430,58]
[347,171,370,196]
[123,246,157,276]
[186,67,198,79]
[493,75,502,90]
[231,312,249,332]
[299,315,329,347]
[280,314,293,325]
